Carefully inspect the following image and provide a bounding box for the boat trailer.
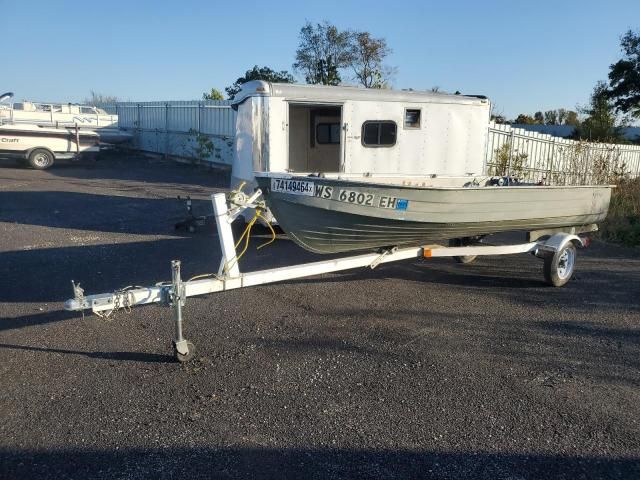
[64,190,591,362]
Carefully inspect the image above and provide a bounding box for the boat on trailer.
[255,173,611,254]
[0,122,100,169]
[64,188,604,363]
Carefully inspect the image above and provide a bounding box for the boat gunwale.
[254,172,616,191]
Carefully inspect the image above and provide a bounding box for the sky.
[2,0,638,119]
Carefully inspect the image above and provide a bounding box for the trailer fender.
[535,233,584,258]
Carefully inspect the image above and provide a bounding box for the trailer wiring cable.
[255,210,277,250]
[185,207,277,283]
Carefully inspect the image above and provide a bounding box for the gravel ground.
[1,154,639,479]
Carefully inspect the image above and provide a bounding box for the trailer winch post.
[212,193,240,277]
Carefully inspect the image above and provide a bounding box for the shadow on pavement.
[0,238,219,304]
[0,343,173,364]
[47,153,230,189]
[1,446,637,480]
[0,191,213,235]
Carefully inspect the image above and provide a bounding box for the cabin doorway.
[288,104,342,173]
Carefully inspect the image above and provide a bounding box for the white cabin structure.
[230,81,491,189]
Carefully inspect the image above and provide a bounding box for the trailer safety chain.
[94,286,141,319]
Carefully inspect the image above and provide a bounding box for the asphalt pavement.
[1,154,639,479]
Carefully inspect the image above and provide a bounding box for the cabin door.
[287,103,342,173]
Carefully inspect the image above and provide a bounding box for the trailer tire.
[543,243,576,287]
[449,238,477,264]
[28,149,55,170]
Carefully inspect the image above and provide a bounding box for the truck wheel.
[543,243,576,287]
[28,149,54,169]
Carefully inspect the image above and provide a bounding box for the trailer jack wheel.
[174,340,196,363]
[543,243,577,287]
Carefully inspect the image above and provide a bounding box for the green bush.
[599,177,640,246]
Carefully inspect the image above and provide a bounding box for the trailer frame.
[64,190,587,362]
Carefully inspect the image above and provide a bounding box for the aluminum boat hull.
[255,174,612,254]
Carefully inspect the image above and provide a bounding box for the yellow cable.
[224,209,260,273]
[187,206,277,278]
[256,212,277,250]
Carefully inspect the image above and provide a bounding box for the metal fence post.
[507,129,515,184]
[165,102,170,158]
[547,138,555,185]
[137,103,142,149]
[582,144,592,185]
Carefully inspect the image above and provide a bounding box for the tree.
[225,65,294,99]
[544,110,558,125]
[564,110,580,126]
[293,21,353,85]
[533,111,544,124]
[576,81,625,142]
[349,31,393,88]
[514,114,535,124]
[203,88,224,100]
[608,29,640,118]
[84,90,118,105]
[557,108,567,125]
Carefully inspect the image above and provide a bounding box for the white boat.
[0,122,100,169]
[0,92,132,144]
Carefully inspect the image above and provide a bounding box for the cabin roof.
[231,81,489,107]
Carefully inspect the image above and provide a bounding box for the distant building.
[511,124,640,142]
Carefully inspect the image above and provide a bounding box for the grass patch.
[599,177,640,246]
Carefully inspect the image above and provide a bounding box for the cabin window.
[80,106,96,114]
[362,121,397,147]
[52,105,62,113]
[404,109,421,129]
[316,122,341,144]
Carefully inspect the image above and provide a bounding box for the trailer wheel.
[449,238,477,264]
[543,243,576,287]
[28,149,54,170]
[174,341,196,363]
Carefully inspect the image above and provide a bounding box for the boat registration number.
[271,178,315,196]
[338,189,375,206]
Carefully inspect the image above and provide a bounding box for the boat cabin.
[230,81,491,188]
